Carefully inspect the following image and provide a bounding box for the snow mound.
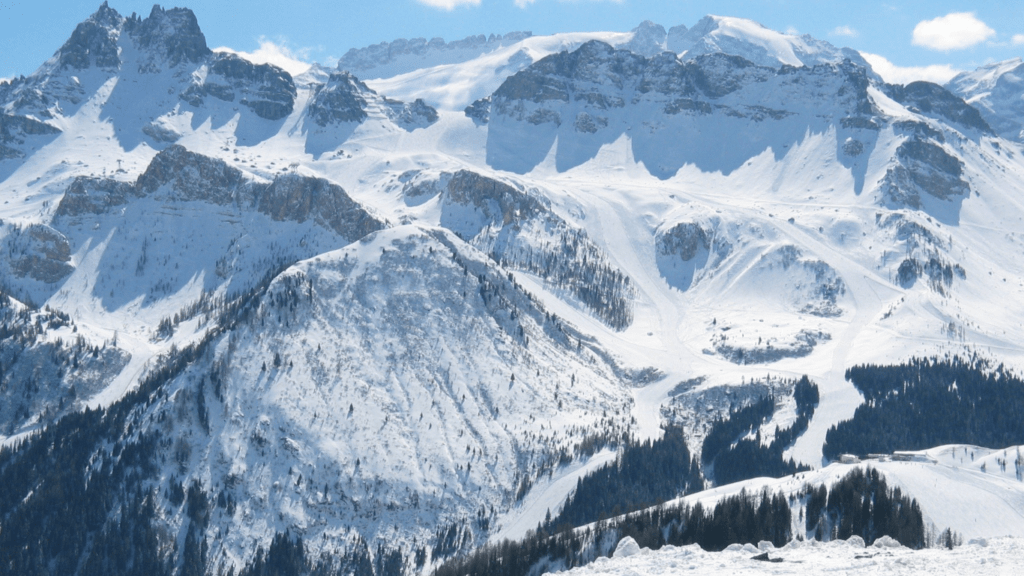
[612,536,641,558]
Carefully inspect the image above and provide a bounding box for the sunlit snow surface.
[554,537,1023,576]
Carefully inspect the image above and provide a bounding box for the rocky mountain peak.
[307,72,372,126]
[884,81,992,135]
[125,4,211,67]
[90,1,123,29]
[55,2,124,70]
[620,20,668,57]
[306,71,438,131]
[179,52,297,120]
[136,144,247,203]
[672,14,871,72]
[945,58,1024,142]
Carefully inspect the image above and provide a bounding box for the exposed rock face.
[6,225,75,284]
[442,170,548,227]
[0,114,62,159]
[57,145,385,242]
[659,222,712,262]
[54,177,138,216]
[666,24,688,52]
[124,5,212,68]
[484,40,881,178]
[404,169,634,329]
[655,220,731,292]
[56,2,123,70]
[881,139,969,208]
[136,145,250,204]
[464,97,491,124]
[180,53,297,120]
[388,97,439,127]
[306,72,438,129]
[489,39,876,122]
[884,81,991,135]
[259,174,385,240]
[876,213,965,295]
[0,114,62,139]
[2,4,301,128]
[893,120,945,142]
[307,72,370,125]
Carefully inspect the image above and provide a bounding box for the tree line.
[824,355,1024,458]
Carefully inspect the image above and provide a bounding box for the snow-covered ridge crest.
[673,15,874,73]
[946,58,1024,142]
[359,15,872,112]
[337,31,534,80]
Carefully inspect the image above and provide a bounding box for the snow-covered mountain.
[671,15,873,71]
[2,4,1024,576]
[946,58,1024,142]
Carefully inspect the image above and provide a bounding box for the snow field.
[554,535,1024,576]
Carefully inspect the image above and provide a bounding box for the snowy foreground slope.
[2,3,1024,575]
[559,536,1024,576]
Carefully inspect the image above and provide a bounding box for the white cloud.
[860,52,962,85]
[912,12,995,51]
[214,38,313,77]
[831,25,858,38]
[1013,34,1024,46]
[514,0,536,7]
[785,26,800,36]
[416,0,481,9]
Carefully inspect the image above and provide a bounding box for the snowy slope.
[946,58,1024,142]
[134,224,637,565]
[337,31,535,80]
[365,31,630,111]
[554,536,1024,576]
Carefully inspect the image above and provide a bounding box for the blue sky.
[1,1,1021,83]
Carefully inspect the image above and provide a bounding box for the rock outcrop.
[57,145,385,242]
[180,53,296,120]
[307,72,438,129]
